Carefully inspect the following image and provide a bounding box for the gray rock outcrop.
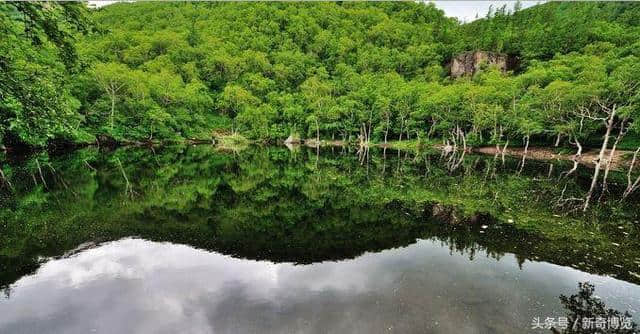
[450,51,515,78]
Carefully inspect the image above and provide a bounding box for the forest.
[1,2,640,205]
[3,4,640,330]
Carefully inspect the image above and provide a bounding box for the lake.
[1,145,639,333]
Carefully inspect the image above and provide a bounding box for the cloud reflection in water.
[1,238,638,334]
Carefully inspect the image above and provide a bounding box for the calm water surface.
[1,238,639,334]
[1,146,639,333]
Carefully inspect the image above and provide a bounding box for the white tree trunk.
[574,138,583,157]
[110,94,116,130]
[0,168,12,190]
[600,118,627,200]
[519,135,530,174]
[501,140,509,165]
[583,107,616,211]
[623,147,640,199]
[384,118,389,144]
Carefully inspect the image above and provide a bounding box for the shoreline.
[300,139,634,170]
[2,137,635,170]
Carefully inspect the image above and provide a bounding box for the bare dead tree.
[115,157,136,198]
[94,70,126,131]
[84,160,97,172]
[0,168,13,191]
[560,159,579,179]
[460,126,467,154]
[382,146,387,174]
[442,138,453,159]
[357,122,371,166]
[446,129,458,168]
[34,158,47,189]
[572,136,583,158]
[558,134,583,179]
[554,183,585,213]
[501,140,509,166]
[554,133,562,147]
[427,118,437,139]
[622,147,640,200]
[47,163,67,190]
[367,110,373,149]
[600,117,629,201]
[398,115,405,142]
[583,104,617,211]
[451,127,466,170]
[31,173,38,187]
[518,134,530,175]
[424,155,431,177]
[384,113,390,144]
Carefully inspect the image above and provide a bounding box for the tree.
[218,85,259,117]
[555,282,637,334]
[91,62,132,131]
[0,2,89,147]
[300,74,335,140]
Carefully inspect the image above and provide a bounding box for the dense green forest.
[3,4,640,329]
[1,1,639,149]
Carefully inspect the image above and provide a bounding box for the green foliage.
[1,146,640,287]
[462,2,640,65]
[76,2,460,143]
[2,2,640,150]
[0,2,89,147]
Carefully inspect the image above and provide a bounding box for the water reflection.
[1,238,638,334]
[555,282,638,333]
[1,145,640,333]
[1,146,640,288]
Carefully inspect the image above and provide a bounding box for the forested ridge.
[4,3,640,324]
[3,1,640,294]
[1,1,639,152]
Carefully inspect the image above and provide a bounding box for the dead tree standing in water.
[115,157,136,198]
[600,117,629,201]
[623,147,640,199]
[583,103,617,211]
[518,134,530,174]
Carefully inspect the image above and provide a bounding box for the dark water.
[0,145,639,333]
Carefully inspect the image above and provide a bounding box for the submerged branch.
[115,157,136,198]
[0,168,13,191]
[35,158,47,189]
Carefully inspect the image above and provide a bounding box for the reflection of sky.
[1,238,638,334]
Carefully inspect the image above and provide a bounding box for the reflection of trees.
[553,282,637,334]
[1,146,639,291]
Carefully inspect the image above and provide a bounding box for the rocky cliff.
[450,51,516,78]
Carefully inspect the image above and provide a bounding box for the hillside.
[461,2,640,66]
[0,2,639,151]
[74,2,460,143]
